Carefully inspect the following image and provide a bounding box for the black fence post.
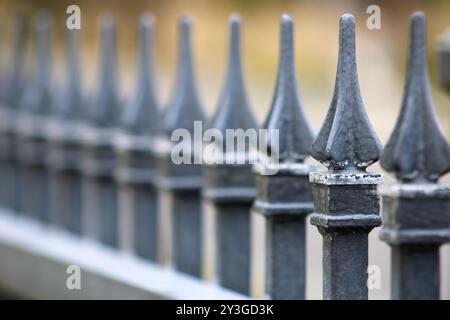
[0,15,27,213]
[203,15,258,295]
[252,15,315,300]
[47,27,84,233]
[309,14,383,300]
[82,15,122,246]
[379,12,450,300]
[16,12,53,222]
[116,13,161,259]
[156,15,206,275]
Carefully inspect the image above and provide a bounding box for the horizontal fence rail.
[0,9,448,300]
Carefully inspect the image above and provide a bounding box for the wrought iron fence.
[0,9,448,300]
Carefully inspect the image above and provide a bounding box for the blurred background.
[0,0,449,299]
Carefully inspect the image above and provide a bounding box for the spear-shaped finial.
[163,15,205,135]
[379,12,450,300]
[35,12,52,101]
[311,14,381,171]
[209,14,258,138]
[202,15,258,295]
[20,11,53,115]
[381,12,450,183]
[263,14,314,163]
[6,14,27,108]
[90,14,122,127]
[122,13,160,136]
[252,15,317,301]
[57,27,83,120]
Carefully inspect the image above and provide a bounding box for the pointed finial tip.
[279,14,294,61]
[180,14,192,27]
[100,13,116,30]
[410,11,426,37]
[340,13,355,24]
[281,14,293,25]
[338,13,356,54]
[407,10,426,64]
[380,10,450,182]
[178,15,192,50]
[311,13,383,171]
[226,12,242,76]
[280,14,294,38]
[230,14,241,36]
[339,14,355,34]
[411,11,425,22]
[179,14,192,38]
[230,13,241,25]
[140,12,155,27]
[230,14,241,35]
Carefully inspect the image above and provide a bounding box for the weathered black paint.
[156,15,206,276]
[309,14,382,300]
[380,12,450,300]
[203,15,258,295]
[82,15,122,246]
[47,27,84,233]
[116,14,161,260]
[16,12,53,222]
[252,15,315,300]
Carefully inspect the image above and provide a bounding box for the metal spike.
[156,15,205,277]
[15,12,53,223]
[163,15,205,135]
[264,14,314,163]
[6,14,27,108]
[309,17,385,292]
[209,14,257,136]
[311,14,381,171]
[122,13,160,136]
[252,15,317,299]
[20,11,53,115]
[90,14,121,127]
[381,12,450,182]
[57,28,82,120]
[116,14,161,260]
[201,14,258,295]
[35,12,52,102]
